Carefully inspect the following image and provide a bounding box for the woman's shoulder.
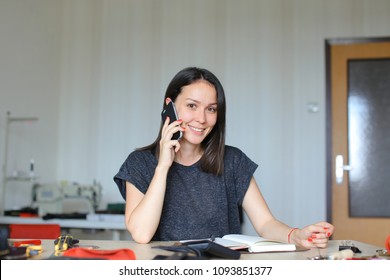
[224,145,246,157]
[125,149,156,164]
[224,145,257,167]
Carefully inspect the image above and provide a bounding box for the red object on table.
[13,239,42,247]
[63,248,136,260]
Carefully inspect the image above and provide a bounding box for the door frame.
[325,36,390,223]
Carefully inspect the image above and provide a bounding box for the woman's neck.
[175,143,203,166]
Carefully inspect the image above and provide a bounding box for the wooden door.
[326,38,390,247]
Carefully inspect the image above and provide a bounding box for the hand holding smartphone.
[161,98,182,140]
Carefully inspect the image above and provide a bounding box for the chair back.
[9,224,61,239]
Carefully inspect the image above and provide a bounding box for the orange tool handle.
[13,239,42,247]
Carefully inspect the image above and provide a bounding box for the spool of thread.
[328,249,354,260]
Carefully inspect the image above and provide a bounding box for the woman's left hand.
[293,222,335,248]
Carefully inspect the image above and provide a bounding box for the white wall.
[0,0,61,210]
[1,0,389,235]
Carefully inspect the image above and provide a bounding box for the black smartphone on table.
[161,98,182,140]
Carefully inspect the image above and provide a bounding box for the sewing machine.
[32,182,102,216]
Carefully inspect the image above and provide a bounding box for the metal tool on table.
[54,235,79,255]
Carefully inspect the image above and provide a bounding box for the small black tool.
[339,245,361,254]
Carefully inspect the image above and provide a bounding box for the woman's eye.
[188,104,196,109]
[208,107,217,113]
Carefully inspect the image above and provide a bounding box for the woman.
[114,67,334,246]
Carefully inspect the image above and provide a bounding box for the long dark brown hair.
[139,67,226,175]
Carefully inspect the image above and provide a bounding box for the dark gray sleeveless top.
[114,145,258,241]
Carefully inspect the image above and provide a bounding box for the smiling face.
[174,80,218,146]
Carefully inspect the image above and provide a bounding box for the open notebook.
[214,234,296,253]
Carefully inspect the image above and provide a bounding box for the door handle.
[335,155,352,184]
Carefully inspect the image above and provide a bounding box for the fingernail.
[308,238,313,242]
[324,227,329,230]
[311,234,317,239]
[327,232,331,237]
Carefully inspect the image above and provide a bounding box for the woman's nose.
[195,110,206,123]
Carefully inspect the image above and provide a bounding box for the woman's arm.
[243,177,334,248]
[242,177,291,241]
[124,117,184,243]
[125,165,169,244]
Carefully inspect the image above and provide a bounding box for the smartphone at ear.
[161,98,182,140]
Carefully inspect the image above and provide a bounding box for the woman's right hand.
[158,117,183,168]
